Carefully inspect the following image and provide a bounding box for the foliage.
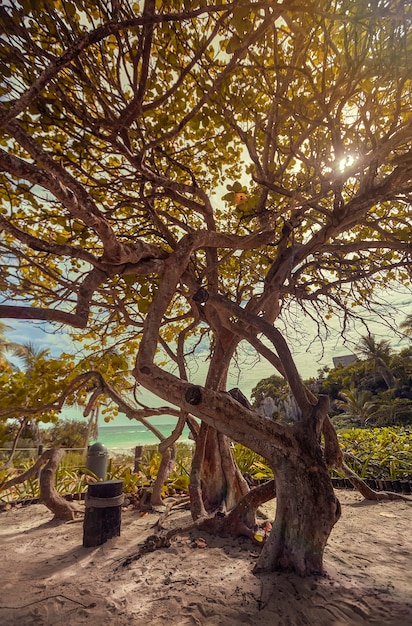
[325,341,412,426]
[0,420,20,448]
[0,442,195,502]
[0,343,137,471]
[334,387,378,427]
[0,441,275,503]
[42,419,89,449]
[318,360,376,400]
[238,428,412,481]
[0,455,87,502]
[232,444,274,481]
[250,375,288,409]
[136,442,193,495]
[1,429,411,505]
[400,315,412,338]
[105,461,146,496]
[0,346,72,425]
[0,1,411,386]
[253,339,412,427]
[335,427,412,480]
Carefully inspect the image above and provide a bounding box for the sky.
[4,287,411,427]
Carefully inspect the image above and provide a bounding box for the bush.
[335,427,412,479]
[42,419,89,449]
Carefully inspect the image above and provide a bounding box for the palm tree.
[15,342,51,371]
[334,388,378,426]
[0,322,28,369]
[0,343,52,469]
[357,334,395,389]
[400,314,412,338]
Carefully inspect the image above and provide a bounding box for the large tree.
[0,0,411,575]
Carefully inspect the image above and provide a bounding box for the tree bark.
[254,429,341,576]
[191,423,249,518]
[39,448,78,521]
[189,422,208,518]
[2,447,78,521]
[135,365,342,575]
[201,428,242,513]
[150,410,188,506]
[150,444,176,506]
[198,479,276,539]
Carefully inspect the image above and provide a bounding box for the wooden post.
[83,480,124,547]
[36,444,44,479]
[134,445,143,473]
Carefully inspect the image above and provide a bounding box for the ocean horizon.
[90,422,192,453]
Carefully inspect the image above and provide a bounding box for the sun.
[338,154,356,173]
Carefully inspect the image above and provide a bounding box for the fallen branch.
[0,594,96,610]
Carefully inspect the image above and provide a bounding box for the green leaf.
[226,34,241,55]
[138,298,150,314]
[222,192,235,202]
[140,284,150,297]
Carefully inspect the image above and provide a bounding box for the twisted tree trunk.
[39,448,77,520]
[255,452,340,575]
[2,448,78,520]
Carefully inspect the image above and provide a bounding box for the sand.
[0,491,411,626]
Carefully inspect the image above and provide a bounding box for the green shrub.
[335,426,412,479]
[232,444,273,480]
[2,428,410,504]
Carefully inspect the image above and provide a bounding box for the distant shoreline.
[91,423,192,452]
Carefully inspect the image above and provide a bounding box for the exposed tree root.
[118,515,214,569]
[341,461,410,502]
[151,496,190,531]
[39,449,79,520]
[119,481,276,569]
[197,478,276,539]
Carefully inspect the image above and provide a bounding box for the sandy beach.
[0,490,411,626]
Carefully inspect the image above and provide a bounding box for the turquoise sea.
[90,422,192,454]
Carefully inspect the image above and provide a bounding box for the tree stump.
[83,480,124,547]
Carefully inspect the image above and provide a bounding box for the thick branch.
[134,363,290,460]
[0,211,98,267]
[208,294,313,414]
[0,267,106,329]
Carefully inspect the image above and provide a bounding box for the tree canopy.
[1,0,412,576]
[1,1,411,347]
